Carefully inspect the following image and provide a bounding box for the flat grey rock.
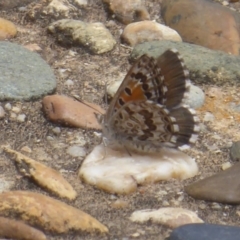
[168,223,240,240]
[0,42,56,101]
[130,40,240,85]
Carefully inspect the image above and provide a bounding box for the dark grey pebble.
[168,223,240,240]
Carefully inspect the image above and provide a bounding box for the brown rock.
[0,191,109,234]
[0,217,46,240]
[42,95,104,130]
[121,20,182,46]
[185,162,240,204]
[0,18,17,40]
[102,0,150,24]
[4,146,77,200]
[162,0,240,55]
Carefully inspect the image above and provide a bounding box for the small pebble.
[110,195,117,200]
[236,210,240,217]
[0,106,5,119]
[222,1,229,5]
[20,146,32,153]
[211,203,222,210]
[64,79,74,88]
[17,114,26,122]
[221,162,232,170]
[10,113,17,119]
[67,145,86,157]
[199,203,207,210]
[12,106,21,113]
[18,6,27,11]
[52,127,61,135]
[46,136,54,141]
[162,200,170,207]
[111,200,128,209]
[4,103,12,110]
[203,112,215,122]
[170,199,180,206]
[73,0,88,6]
[131,232,140,237]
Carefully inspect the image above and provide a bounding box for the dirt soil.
[1,0,240,239]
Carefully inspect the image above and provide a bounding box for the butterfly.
[101,49,200,153]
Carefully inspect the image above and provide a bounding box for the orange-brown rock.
[0,217,46,240]
[42,95,104,130]
[162,0,240,55]
[0,191,108,234]
[0,17,17,40]
[4,147,77,200]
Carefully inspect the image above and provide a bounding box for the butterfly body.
[102,49,200,153]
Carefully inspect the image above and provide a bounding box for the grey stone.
[168,223,240,240]
[0,42,56,101]
[183,84,205,109]
[130,40,240,85]
[230,141,240,161]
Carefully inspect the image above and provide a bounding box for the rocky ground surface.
[1,0,240,239]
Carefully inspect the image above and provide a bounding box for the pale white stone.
[221,161,232,170]
[79,144,198,194]
[4,103,12,110]
[121,21,182,46]
[107,77,124,98]
[73,0,88,6]
[67,145,86,157]
[17,114,26,122]
[64,79,74,88]
[203,112,215,122]
[10,112,17,119]
[12,106,21,113]
[130,207,203,228]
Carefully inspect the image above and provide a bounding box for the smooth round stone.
[185,162,240,204]
[169,223,240,240]
[161,0,240,55]
[0,42,56,100]
[130,40,240,85]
